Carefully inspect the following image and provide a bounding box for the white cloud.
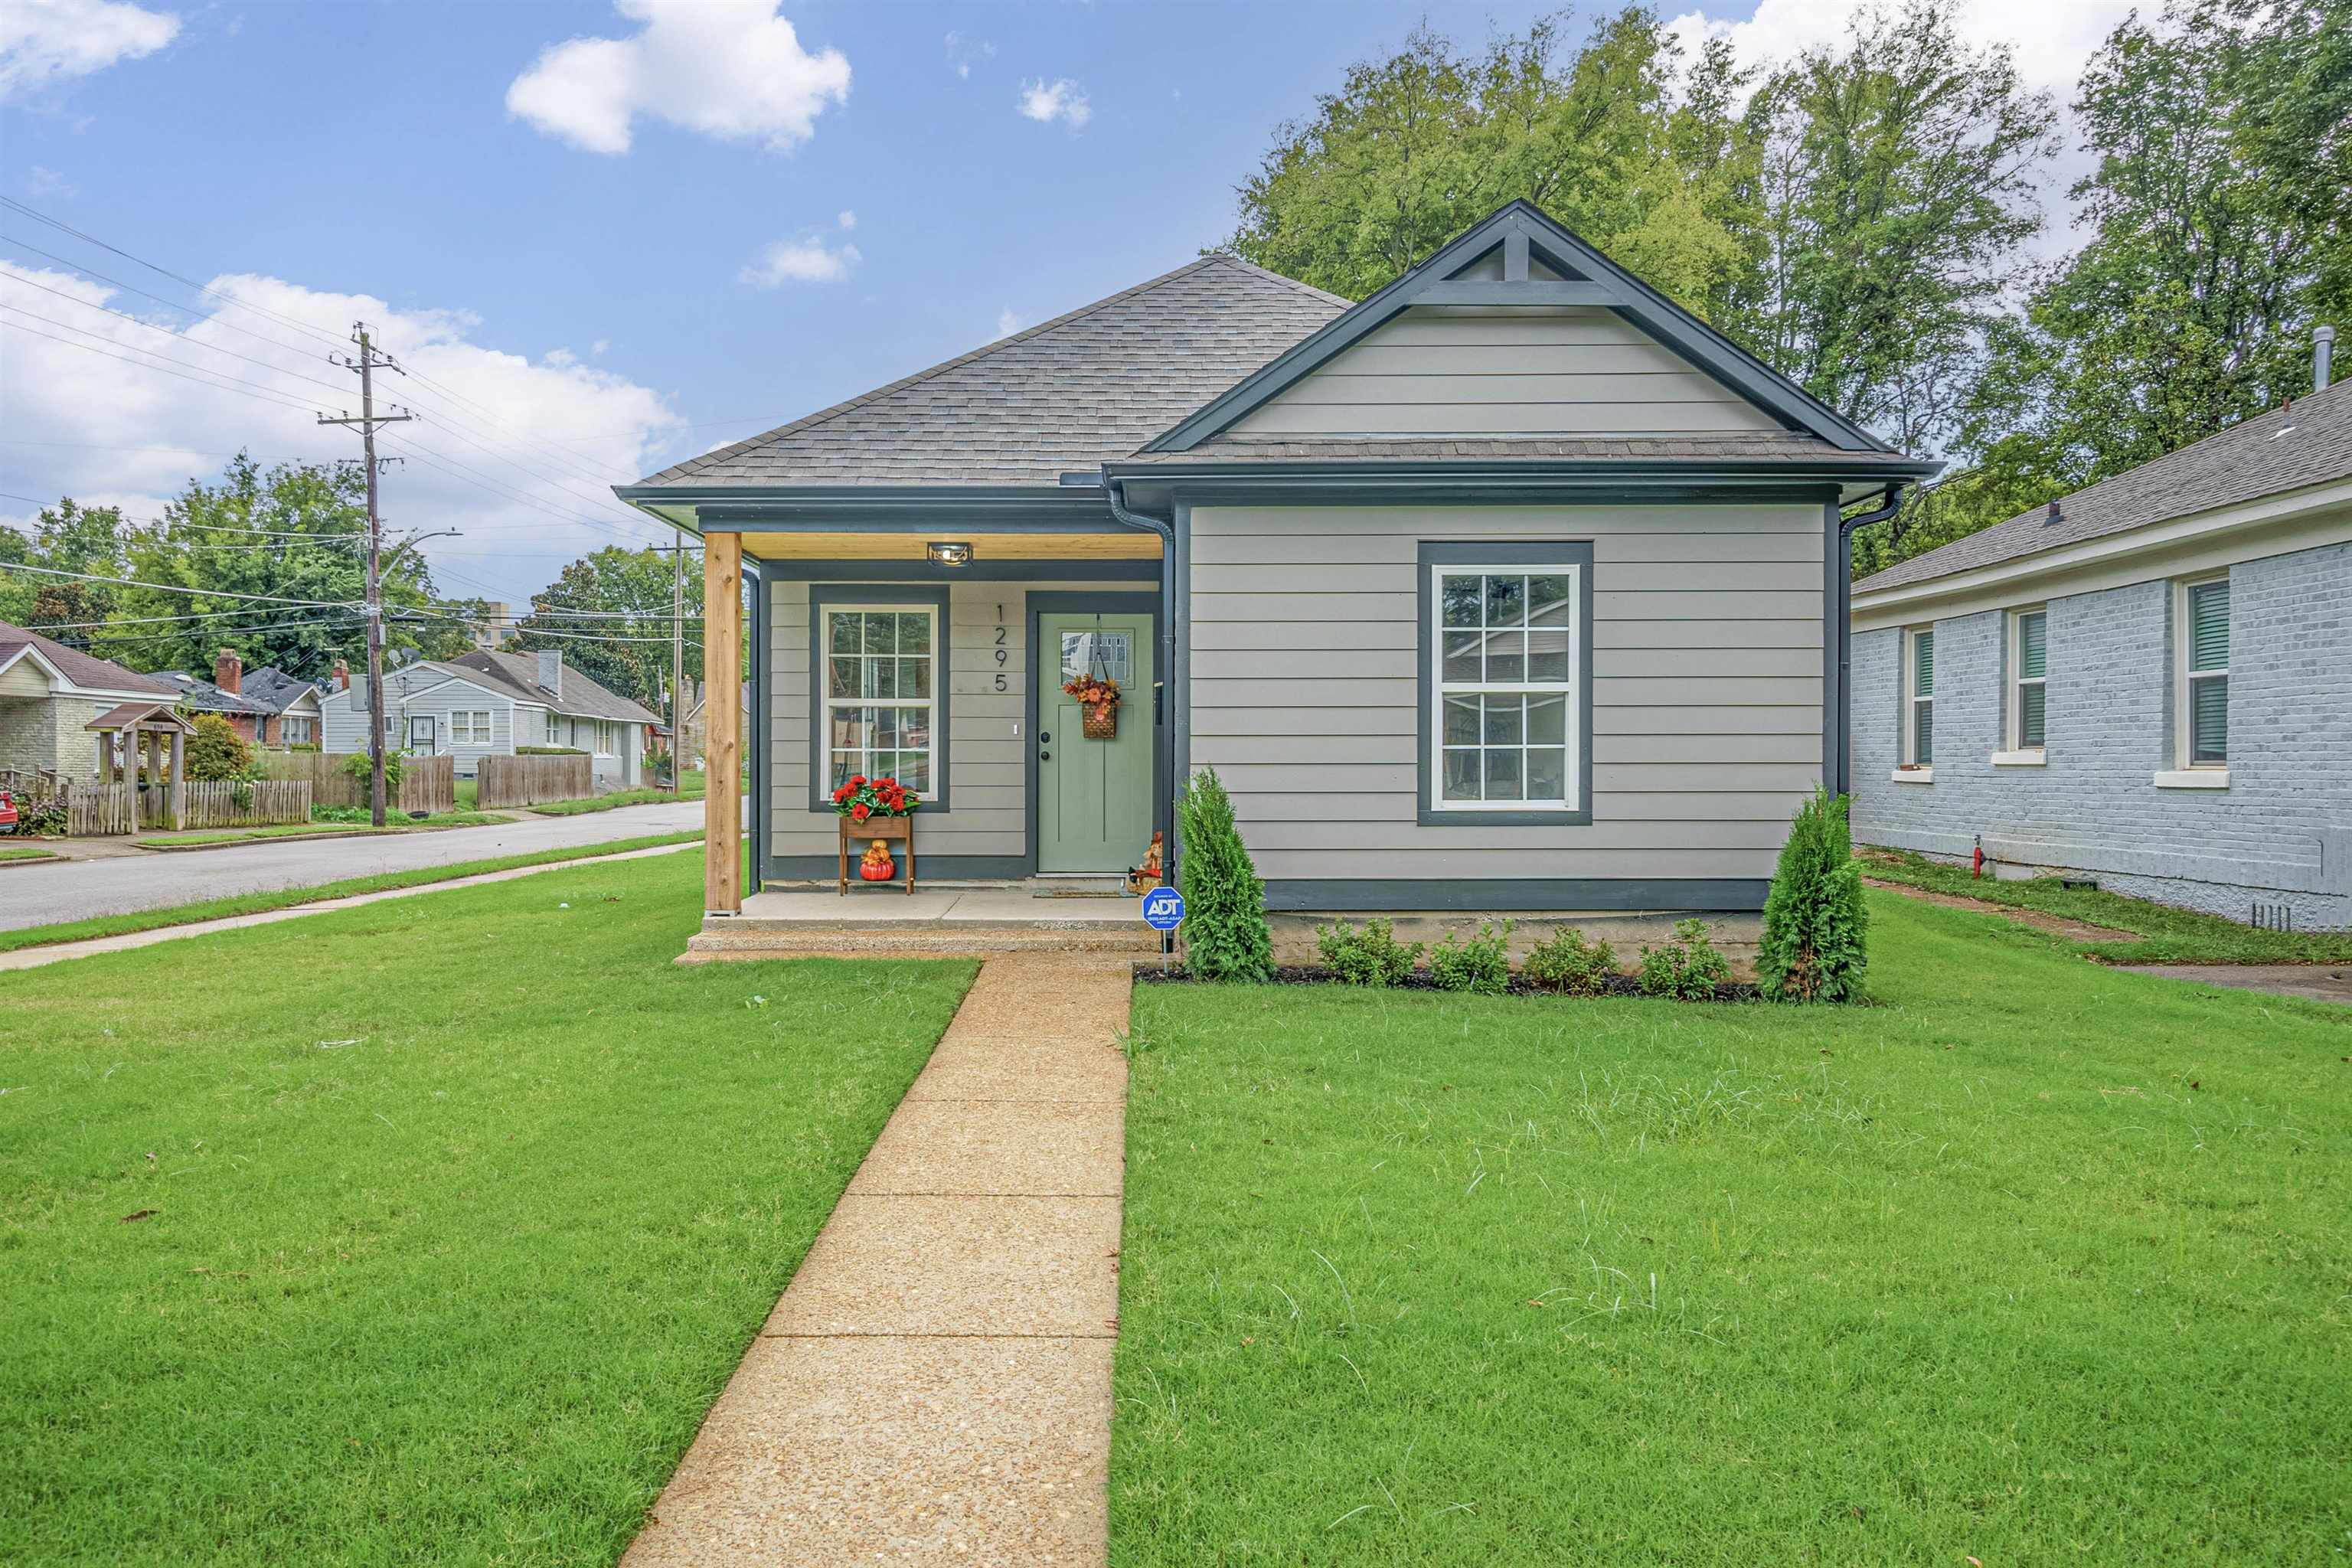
[995,306,1021,338]
[590,338,609,356]
[506,0,848,155]
[945,31,995,80]
[25,165,74,198]
[835,208,856,231]
[738,235,859,286]
[1018,77,1090,128]
[0,259,686,603]
[0,0,178,100]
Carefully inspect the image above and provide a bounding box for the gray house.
[1851,353,2351,929]
[317,648,658,787]
[618,202,1935,916]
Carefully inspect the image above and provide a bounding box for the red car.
[0,789,17,835]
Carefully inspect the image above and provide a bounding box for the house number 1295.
[993,605,1008,691]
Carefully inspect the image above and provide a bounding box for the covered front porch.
[673,492,1176,923]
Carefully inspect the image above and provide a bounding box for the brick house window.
[1903,627,1935,766]
[2181,578,2230,766]
[2010,608,2047,750]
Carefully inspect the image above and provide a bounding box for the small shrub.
[1316,918,1423,986]
[1174,767,1272,982]
[1638,919,1731,1001]
[341,747,407,792]
[17,795,68,836]
[1523,926,1617,995]
[518,745,585,756]
[1429,920,1513,994]
[183,713,253,782]
[1759,786,1870,1003]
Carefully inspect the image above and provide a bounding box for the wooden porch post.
[168,729,185,831]
[704,531,743,914]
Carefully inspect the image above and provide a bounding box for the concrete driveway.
[0,800,712,932]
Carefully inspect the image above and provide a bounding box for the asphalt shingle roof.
[631,256,1351,488]
[0,619,174,695]
[240,666,318,715]
[156,670,274,717]
[1857,377,2352,593]
[449,650,659,724]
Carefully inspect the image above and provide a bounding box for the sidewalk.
[621,954,1134,1567]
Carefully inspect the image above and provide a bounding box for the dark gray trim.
[750,562,769,892]
[765,853,1031,882]
[761,558,1160,583]
[1025,591,1165,877]
[1415,280,1617,306]
[1263,877,1770,913]
[1171,498,1193,873]
[1822,499,1841,798]
[1831,484,1909,797]
[1109,470,1925,502]
[804,585,952,813]
[1145,201,1895,456]
[699,508,1125,534]
[1415,540,1596,828]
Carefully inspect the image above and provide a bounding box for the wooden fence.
[256,751,455,814]
[179,779,312,829]
[65,782,138,836]
[475,752,592,808]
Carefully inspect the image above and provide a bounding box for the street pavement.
[0,800,710,932]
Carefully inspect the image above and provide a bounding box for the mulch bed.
[1135,963,1762,1002]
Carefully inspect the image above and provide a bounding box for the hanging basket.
[1082,701,1119,740]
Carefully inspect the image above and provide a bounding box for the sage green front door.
[1037,610,1153,874]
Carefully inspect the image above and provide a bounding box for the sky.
[0,0,2139,610]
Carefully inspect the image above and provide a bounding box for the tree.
[1174,768,1273,983]
[103,454,475,680]
[1758,788,1869,1003]
[1733,5,2058,456]
[182,712,254,783]
[509,545,701,714]
[0,498,135,632]
[1958,0,2350,510]
[1225,10,1748,313]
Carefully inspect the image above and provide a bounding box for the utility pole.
[319,323,411,827]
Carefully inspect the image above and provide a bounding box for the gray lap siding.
[1849,540,2352,926]
[1184,502,1826,897]
[766,576,1156,873]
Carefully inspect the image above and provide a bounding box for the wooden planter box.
[838,814,916,895]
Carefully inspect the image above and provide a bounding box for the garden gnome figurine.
[859,838,896,882]
[1126,829,1165,894]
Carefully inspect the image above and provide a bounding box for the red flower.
[849,802,871,822]
[849,775,867,787]
[831,783,851,803]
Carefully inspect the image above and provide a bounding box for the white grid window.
[452,710,492,745]
[824,606,937,795]
[1429,564,1580,811]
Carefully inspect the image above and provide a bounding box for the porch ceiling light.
[926,540,974,566]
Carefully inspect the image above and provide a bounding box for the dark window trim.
[1415,540,1595,827]
[805,584,952,813]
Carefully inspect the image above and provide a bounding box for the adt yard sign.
[1141,887,1184,932]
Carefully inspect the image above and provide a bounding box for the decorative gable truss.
[1146,201,1894,455]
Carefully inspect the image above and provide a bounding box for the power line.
[0,316,322,414]
[0,560,351,608]
[0,272,356,397]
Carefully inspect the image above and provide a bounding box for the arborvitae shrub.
[1175,767,1273,982]
[1758,787,1870,1003]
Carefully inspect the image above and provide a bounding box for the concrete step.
[681,923,1162,962]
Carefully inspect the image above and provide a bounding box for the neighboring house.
[618,201,1937,915]
[1850,345,2350,929]
[677,676,749,769]
[240,665,324,746]
[316,648,658,786]
[0,619,176,779]
[155,650,275,740]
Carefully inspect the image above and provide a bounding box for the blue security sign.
[1141,886,1185,931]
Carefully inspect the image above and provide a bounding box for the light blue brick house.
[1850,349,2352,929]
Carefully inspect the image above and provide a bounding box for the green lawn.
[1862,844,2352,964]
[1113,891,2350,1563]
[531,787,686,816]
[0,842,57,861]
[0,852,972,1564]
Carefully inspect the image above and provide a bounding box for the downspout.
[1835,483,1909,797]
[1104,474,1180,876]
